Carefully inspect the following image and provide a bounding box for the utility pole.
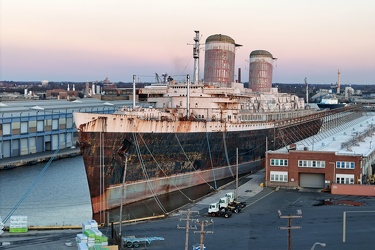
[278,209,302,250]
[194,219,214,250]
[305,77,309,104]
[177,209,199,250]
[235,147,239,200]
[265,136,268,187]
[119,155,128,237]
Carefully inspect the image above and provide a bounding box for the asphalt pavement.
[0,170,265,249]
[2,170,375,249]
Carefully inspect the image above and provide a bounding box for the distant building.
[0,99,133,160]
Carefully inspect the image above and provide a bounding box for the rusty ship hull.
[76,114,322,223]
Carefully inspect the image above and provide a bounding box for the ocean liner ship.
[73,31,325,224]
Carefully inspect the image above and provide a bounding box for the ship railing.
[238,109,319,123]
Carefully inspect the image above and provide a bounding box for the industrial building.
[265,110,375,192]
[0,99,133,159]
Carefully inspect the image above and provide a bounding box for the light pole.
[311,242,326,250]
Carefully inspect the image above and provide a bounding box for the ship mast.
[192,30,200,84]
[132,75,136,108]
[337,69,341,94]
[305,77,309,104]
[187,74,190,118]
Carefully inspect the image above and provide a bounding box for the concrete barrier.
[331,183,375,196]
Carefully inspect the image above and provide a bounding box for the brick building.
[265,112,375,190]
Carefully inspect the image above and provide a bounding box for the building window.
[66,117,73,129]
[270,171,288,182]
[20,121,28,134]
[336,161,355,169]
[37,120,44,132]
[336,174,354,184]
[3,123,11,135]
[52,119,59,130]
[298,160,325,168]
[270,159,288,166]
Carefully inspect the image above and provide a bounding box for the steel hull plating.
[78,119,322,221]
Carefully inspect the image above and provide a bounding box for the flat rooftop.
[274,112,375,157]
[0,98,134,116]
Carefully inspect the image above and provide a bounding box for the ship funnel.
[249,50,275,92]
[204,34,241,87]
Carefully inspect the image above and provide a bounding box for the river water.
[0,156,92,227]
[0,155,253,227]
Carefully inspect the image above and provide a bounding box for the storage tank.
[204,34,240,87]
[249,50,274,92]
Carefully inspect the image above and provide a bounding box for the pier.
[0,147,81,170]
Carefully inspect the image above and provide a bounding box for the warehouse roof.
[273,113,375,157]
[0,98,134,116]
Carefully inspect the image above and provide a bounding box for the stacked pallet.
[77,220,110,250]
[9,216,28,233]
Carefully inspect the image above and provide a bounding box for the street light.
[311,242,326,250]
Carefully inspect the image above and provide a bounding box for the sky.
[1,0,374,84]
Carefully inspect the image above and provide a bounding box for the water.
[0,155,253,227]
[0,156,92,227]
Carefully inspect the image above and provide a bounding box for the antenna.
[188,31,203,84]
[337,69,341,94]
[305,77,309,104]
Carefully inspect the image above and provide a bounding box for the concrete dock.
[0,147,81,170]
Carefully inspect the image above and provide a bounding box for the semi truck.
[208,202,232,218]
[219,196,241,214]
[225,192,247,208]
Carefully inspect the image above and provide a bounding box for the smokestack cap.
[250,50,275,59]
